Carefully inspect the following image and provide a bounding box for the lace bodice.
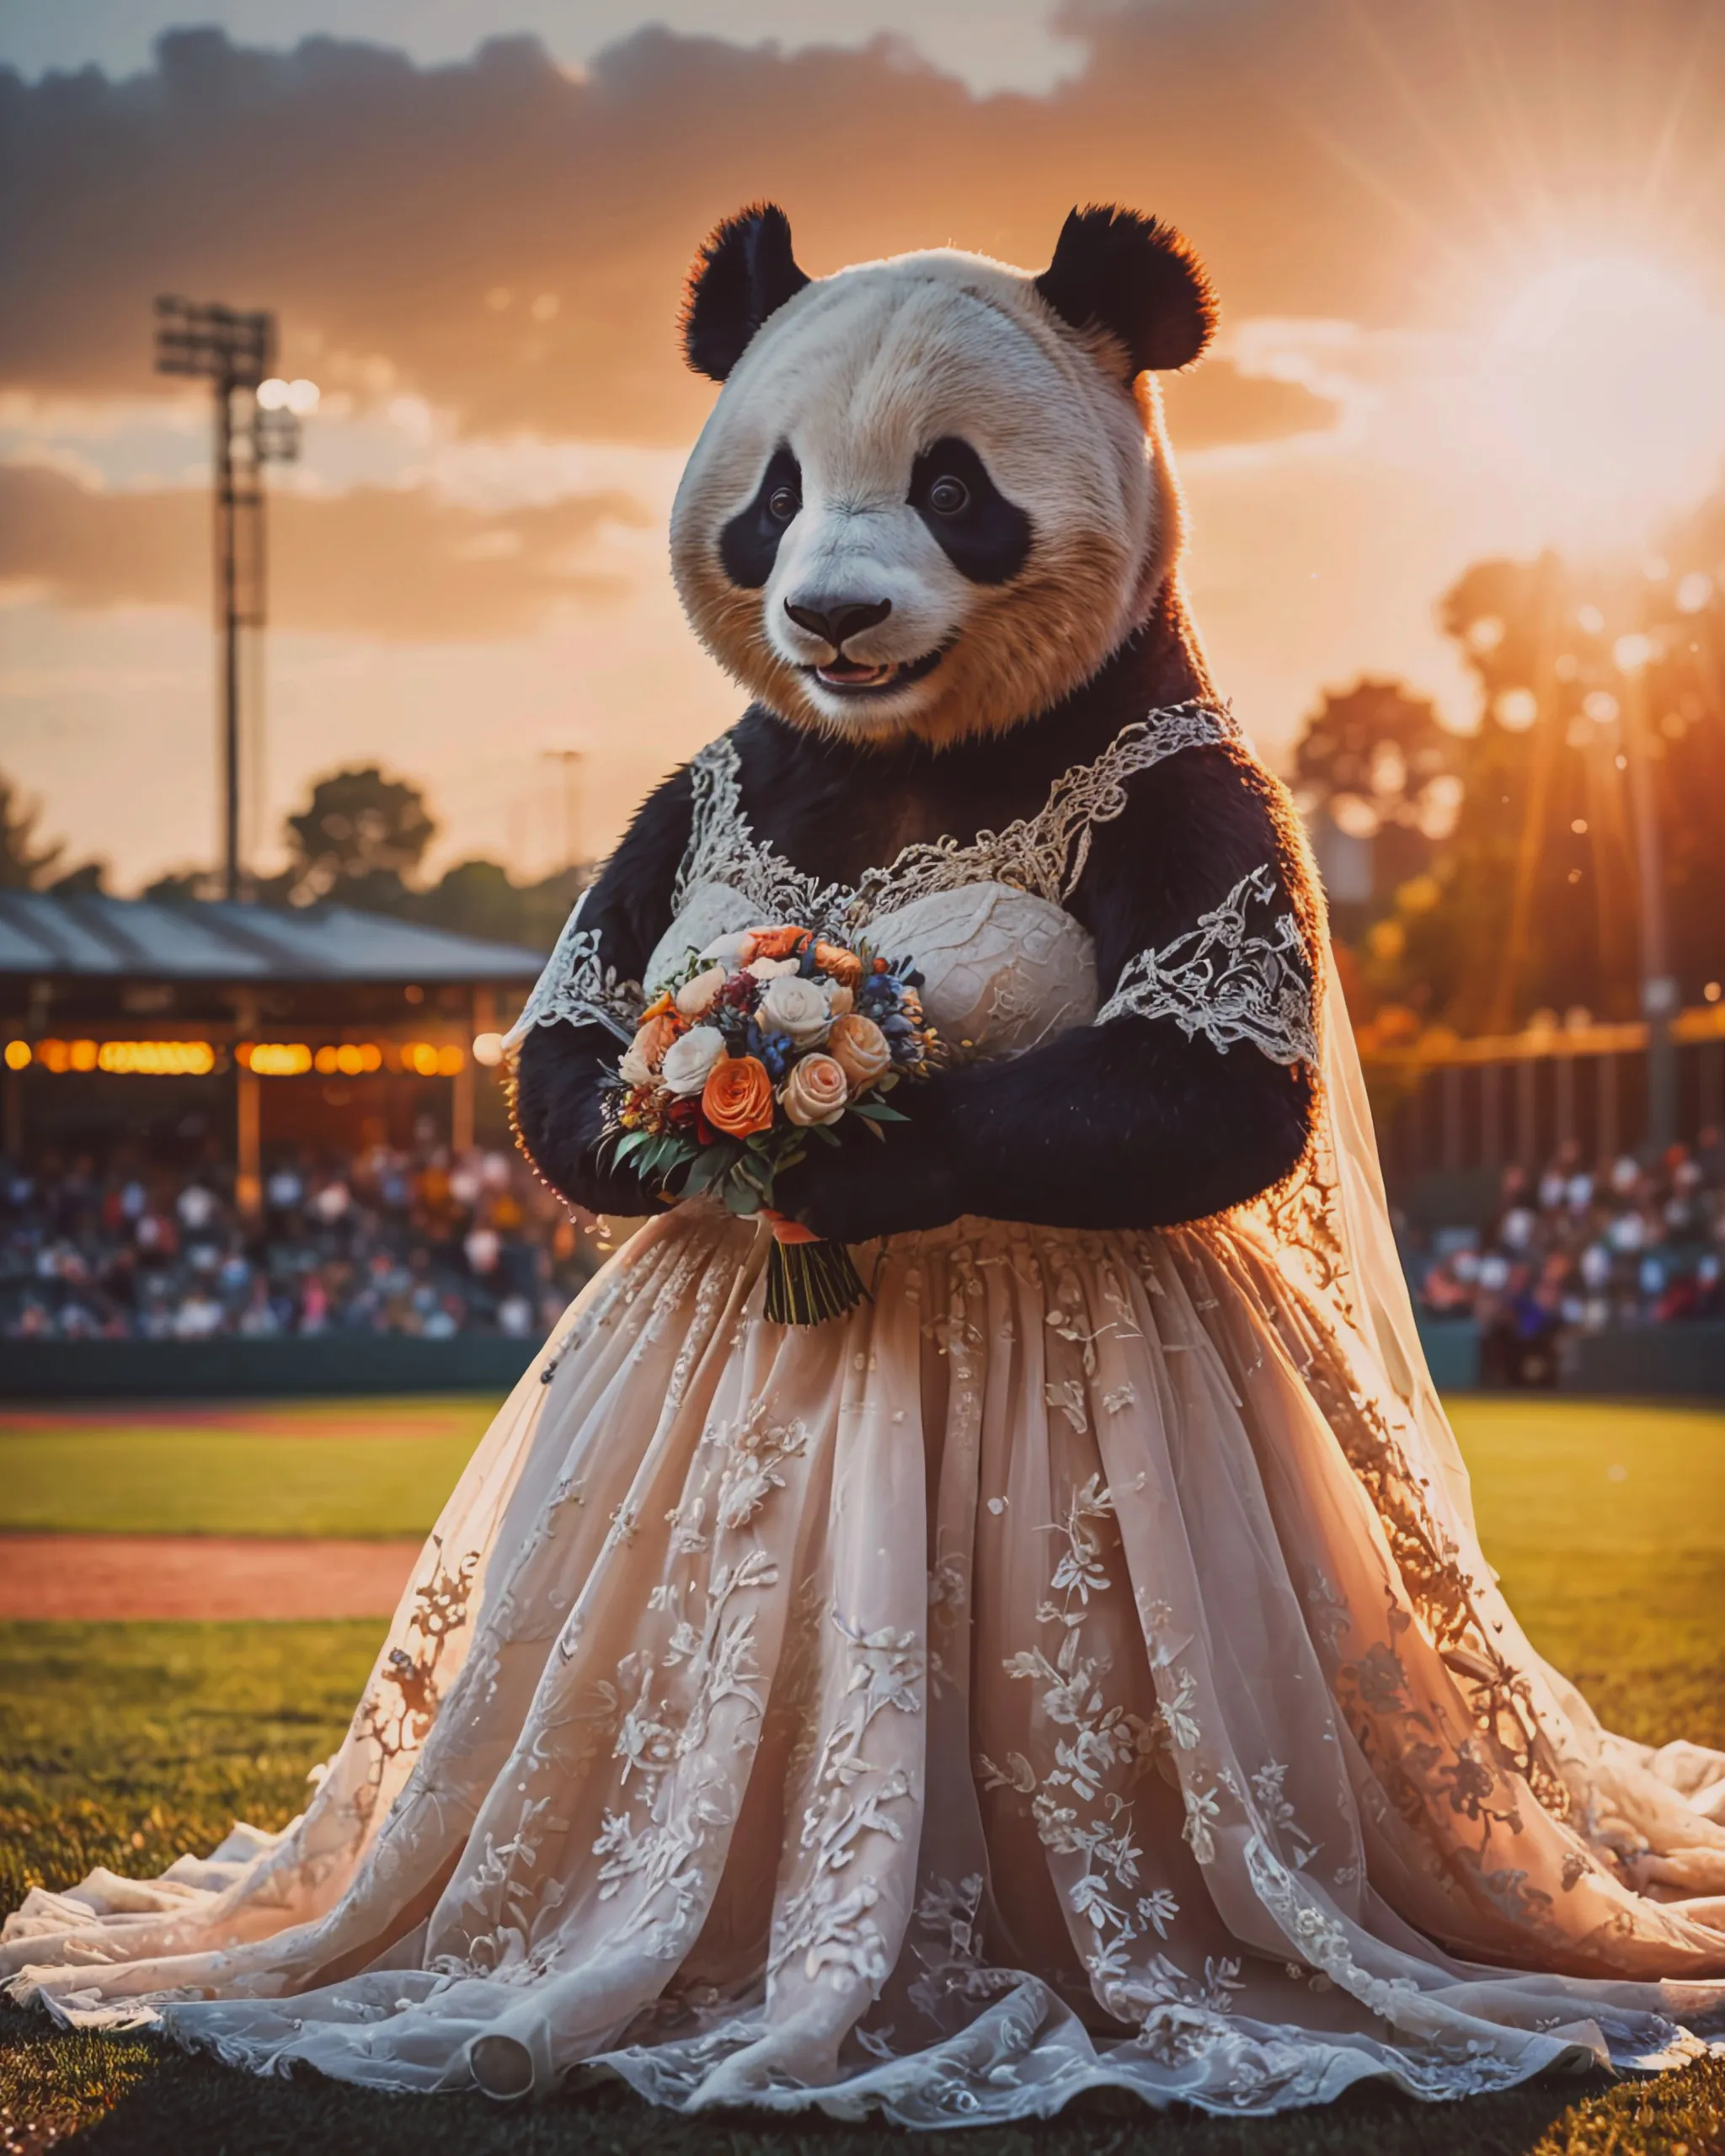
[668,698,1238,936]
[510,698,1316,1070]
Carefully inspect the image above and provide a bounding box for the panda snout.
[782,597,893,653]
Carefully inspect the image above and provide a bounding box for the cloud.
[0,464,648,638]
[1162,361,1339,451]
[6,7,1717,448]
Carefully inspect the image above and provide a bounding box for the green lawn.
[1450,1396,1725,1750]
[0,1396,494,1539]
[1,1395,1722,2152]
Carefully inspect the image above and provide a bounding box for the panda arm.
[511,769,694,1216]
[774,745,1321,1239]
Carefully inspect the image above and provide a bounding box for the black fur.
[681,203,810,382]
[513,593,1322,1241]
[909,438,1033,586]
[719,443,802,589]
[1034,205,1217,380]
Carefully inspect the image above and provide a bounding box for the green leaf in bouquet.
[722,1172,762,1216]
[733,1154,774,1200]
[644,1134,691,1182]
[612,1130,651,1161]
[680,1145,734,1197]
[810,1123,842,1146]
[848,1100,911,1123]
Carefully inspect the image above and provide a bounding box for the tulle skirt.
[5,1203,1725,2125]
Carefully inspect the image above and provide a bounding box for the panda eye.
[767,485,800,522]
[927,475,969,516]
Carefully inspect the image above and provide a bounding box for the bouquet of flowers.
[601,926,939,1323]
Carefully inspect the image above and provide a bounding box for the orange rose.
[744,925,809,963]
[812,940,863,988]
[825,1013,892,1091]
[702,1052,776,1137]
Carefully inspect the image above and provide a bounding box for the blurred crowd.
[12,1126,1725,1368]
[1,1129,601,1342]
[1405,1134,1725,1385]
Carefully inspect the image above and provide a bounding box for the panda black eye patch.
[909,438,1032,585]
[719,444,803,589]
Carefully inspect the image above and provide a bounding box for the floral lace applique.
[349,1539,480,1830]
[771,1615,925,1993]
[507,892,646,1049]
[1096,862,1317,1068]
[672,700,1239,937]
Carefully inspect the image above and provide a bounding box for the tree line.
[0,763,588,956]
[1294,483,1725,1052]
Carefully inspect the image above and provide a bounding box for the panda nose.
[783,597,892,650]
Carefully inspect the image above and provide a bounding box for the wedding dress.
[6,705,1725,2126]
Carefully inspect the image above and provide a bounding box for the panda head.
[669,202,1215,748]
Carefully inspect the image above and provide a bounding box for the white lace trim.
[674,699,1239,936]
[1096,863,1317,1068]
[505,890,645,1049]
[510,700,1240,1046]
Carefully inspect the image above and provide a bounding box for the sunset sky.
[3,0,1725,892]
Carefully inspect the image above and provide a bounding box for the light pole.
[542,747,586,881]
[153,297,316,899]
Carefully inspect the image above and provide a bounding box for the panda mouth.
[808,645,948,696]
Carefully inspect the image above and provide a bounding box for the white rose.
[676,965,728,1017]
[697,931,752,969]
[758,974,832,1049]
[660,1027,727,1097]
[745,955,800,981]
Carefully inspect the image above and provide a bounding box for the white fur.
[670,247,1188,745]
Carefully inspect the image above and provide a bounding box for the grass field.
[0,1393,1722,2153]
[0,1396,493,1539]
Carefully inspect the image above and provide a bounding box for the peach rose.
[812,940,863,988]
[826,984,855,1018]
[780,1052,848,1127]
[702,1052,776,1137]
[825,1013,891,1091]
[618,1011,680,1088]
[675,964,728,1017]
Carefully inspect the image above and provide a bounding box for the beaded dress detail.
[6,707,1724,2126]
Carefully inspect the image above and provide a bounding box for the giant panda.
[513,202,1321,1243]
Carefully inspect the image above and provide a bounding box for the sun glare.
[1483,253,1725,537]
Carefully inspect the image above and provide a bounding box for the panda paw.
[772,1123,963,1244]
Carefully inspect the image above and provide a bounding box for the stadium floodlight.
[154,297,315,899]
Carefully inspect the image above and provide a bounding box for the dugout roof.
[0,894,545,985]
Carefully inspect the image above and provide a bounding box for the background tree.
[1327,503,1725,1048]
[285,766,437,908]
[0,775,65,889]
[0,770,106,893]
[1292,678,1461,947]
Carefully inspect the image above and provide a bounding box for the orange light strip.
[6,1038,467,1077]
[235,1040,465,1076]
[13,1038,217,1075]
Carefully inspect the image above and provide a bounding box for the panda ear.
[1034,205,1216,378]
[681,203,811,382]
